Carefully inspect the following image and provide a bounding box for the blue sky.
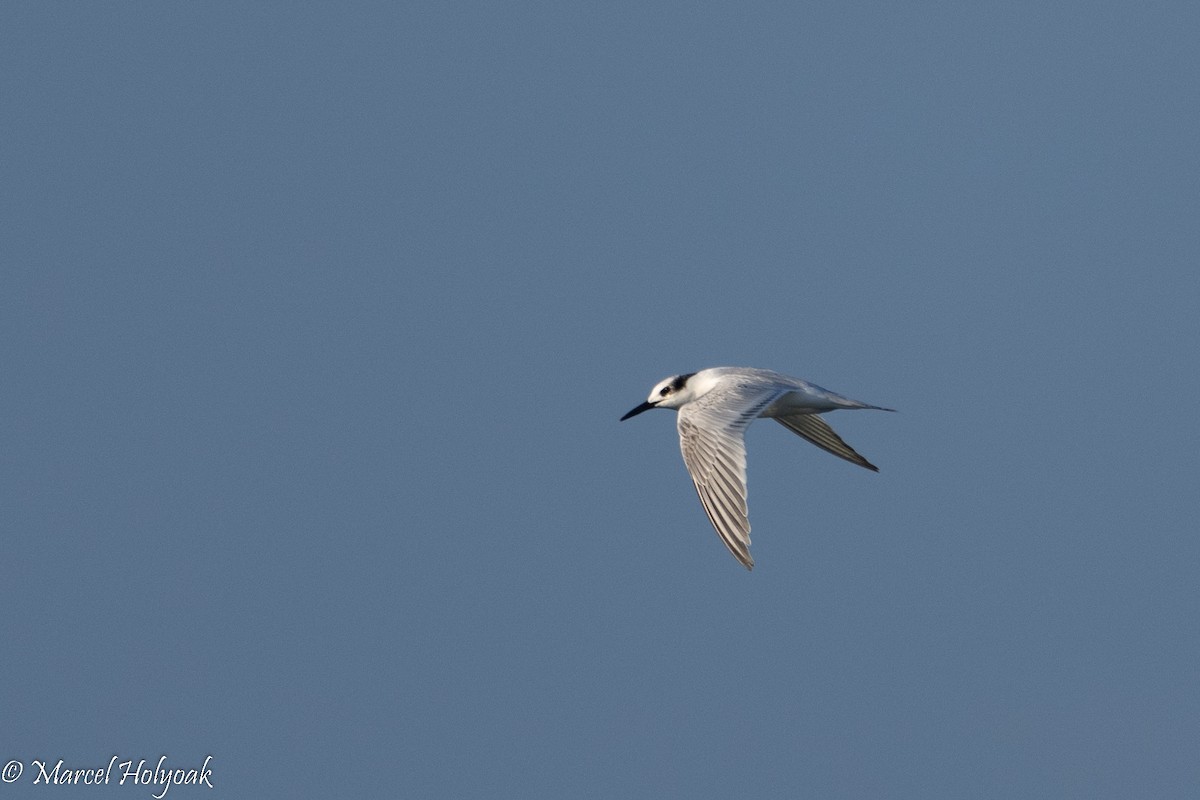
[3,2,1199,798]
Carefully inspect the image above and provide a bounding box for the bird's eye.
[659,387,670,396]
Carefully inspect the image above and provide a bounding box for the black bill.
[620,401,656,421]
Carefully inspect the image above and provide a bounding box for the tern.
[621,367,893,570]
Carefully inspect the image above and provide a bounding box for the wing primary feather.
[773,413,879,471]
[675,385,779,569]
[693,482,754,569]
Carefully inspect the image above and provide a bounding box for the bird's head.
[620,372,697,420]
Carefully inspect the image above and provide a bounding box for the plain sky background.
[3,2,1199,798]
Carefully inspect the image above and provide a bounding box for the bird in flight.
[621,367,893,570]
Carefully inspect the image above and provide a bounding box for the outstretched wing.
[773,413,880,472]
[676,382,781,570]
